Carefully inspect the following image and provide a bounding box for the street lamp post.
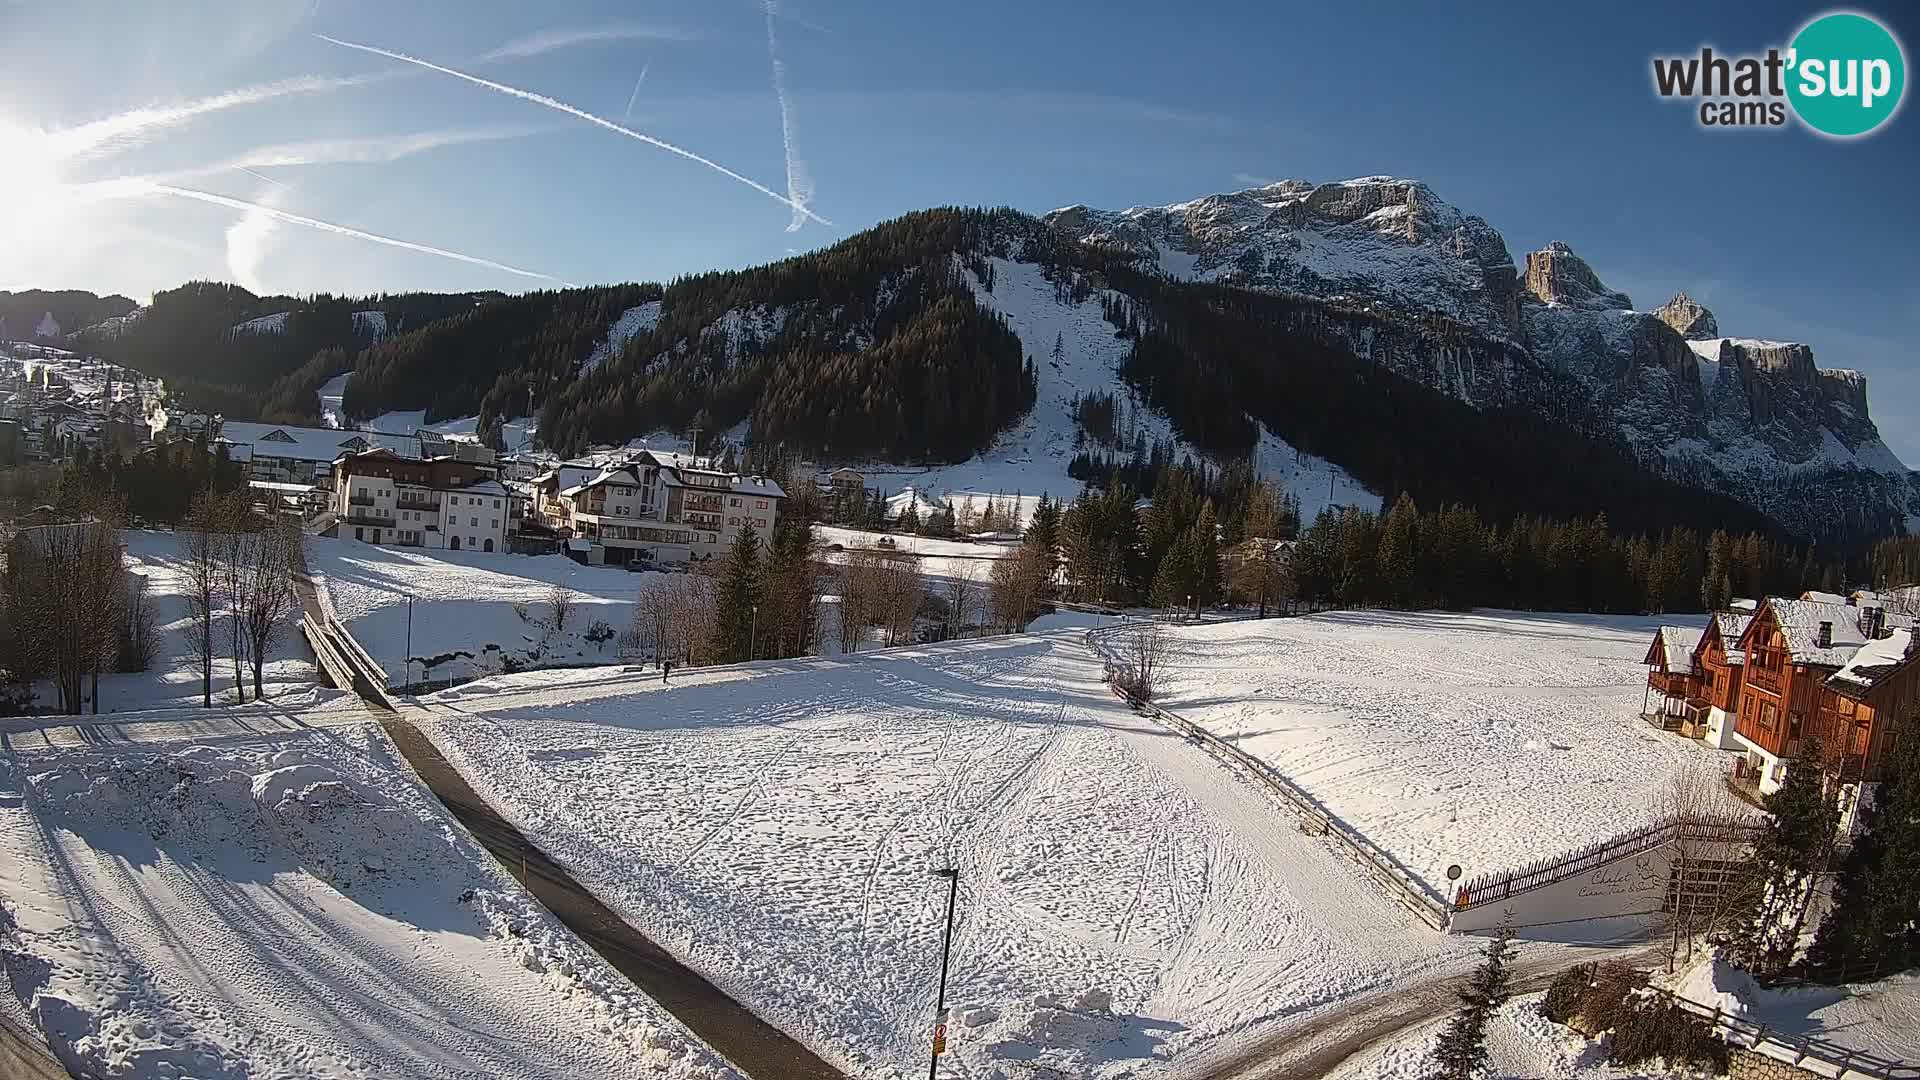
[404,593,413,689]
[928,867,960,1080]
[751,603,759,661]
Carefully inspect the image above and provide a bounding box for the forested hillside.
[0,289,136,339]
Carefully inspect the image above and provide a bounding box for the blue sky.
[2,0,1916,462]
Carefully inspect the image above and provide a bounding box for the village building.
[326,447,516,552]
[1694,612,1751,750]
[530,449,785,566]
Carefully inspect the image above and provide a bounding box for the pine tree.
[1024,493,1061,556]
[1377,492,1421,608]
[1703,531,1733,611]
[1189,502,1221,608]
[1724,738,1842,978]
[1807,706,1920,980]
[713,525,763,663]
[1426,929,1514,1080]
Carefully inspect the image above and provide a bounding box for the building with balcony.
[327,447,516,552]
[1729,595,1916,801]
[530,449,785,566]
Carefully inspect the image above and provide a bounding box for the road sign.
[1446,864,1463,881]
[932,1022,947,1056]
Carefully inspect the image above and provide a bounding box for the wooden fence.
[1452,813,1763,911]
[1651,986,1919,1080]
[1085,622,1453,931]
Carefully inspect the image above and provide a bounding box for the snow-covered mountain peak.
[1043,175,1522,336]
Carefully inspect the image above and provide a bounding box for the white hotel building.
[531,450,784,566]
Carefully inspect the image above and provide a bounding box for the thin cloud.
[481,24,697,62]
[317,34,830,226]
[209,127,536,172]
[1233,172,1279,188]
[148,183,572,285]
[47,74,383,162]
[764,0,815,232]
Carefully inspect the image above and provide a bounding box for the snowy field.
[307,536,660,684]
[1325,992,1655,1080]
[32,530,325,714]
[0,720,737,1079]
[1153,610,1746,898]
[416,631,1480,1079]
[814,524,1019,587]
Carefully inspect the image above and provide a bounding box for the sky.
[1,0,1916,462]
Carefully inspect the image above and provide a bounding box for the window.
[470,516,479,527]
[756,499,768,509]
[730,497,741,507]
[493,499,501,509]
[756,518,768,530]
[727,516,739,527]
[491,519,499,529]
[468,536,477,548]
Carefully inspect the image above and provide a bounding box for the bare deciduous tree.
[240,521,303,700]
[1663,756,1761,971]
[875,553,924,647]
[182,496,222,708]
[943,563,982,640]
[546,584,576,632]
[1116,621,1168,702]
[10,518,127,714]
[988,546,1051,633]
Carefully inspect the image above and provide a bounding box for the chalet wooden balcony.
[1747,664,1784,693]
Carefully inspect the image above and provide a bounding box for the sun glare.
[0,122,70,258]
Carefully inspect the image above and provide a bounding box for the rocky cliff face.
[1048,177,1915,544]
[1524,241,1634,311]
[1653,292,1719,339]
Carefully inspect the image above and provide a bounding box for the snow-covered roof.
[730,475,786,498]
[1729,598,1758,611]
[1651,626,1702,673]
[1802,590,1848,605]
[1758,598,1913,667]
[1828,629,1915,698]
[1710,613,1752,665]
[217,421,421,464]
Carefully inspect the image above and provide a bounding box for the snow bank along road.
[0,709,741,1079]
[416,631,1491,1079]
[1154,610,1738,900]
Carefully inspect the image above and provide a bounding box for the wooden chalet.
[1730,597,1915,797]
[1692,612,1751,749]
[1643,625,1706,731]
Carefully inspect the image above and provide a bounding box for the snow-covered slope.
[582,300,662,374]
[230,311,289,335]
[0,725,739,1079]
[846,256,1379,523]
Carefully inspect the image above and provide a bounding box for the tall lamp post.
[404,593,414,689]
[751,603,759,661]
[928,867,959,1080]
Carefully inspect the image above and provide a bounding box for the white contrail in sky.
[763,0,814,233]
[316,33,830,226]
[482,24,695,62]
[149,184,572,284]
[48,75,378,162]
[623,61,651,121]
[235,165,289,189]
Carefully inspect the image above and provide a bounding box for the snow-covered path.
[418,632,1478,1079]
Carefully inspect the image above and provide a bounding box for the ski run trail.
[417,630,1486,1079]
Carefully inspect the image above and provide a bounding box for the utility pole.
[405,593,414,689]
[928,867,959,1080]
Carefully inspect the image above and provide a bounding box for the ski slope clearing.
[1154,611,1748,899]
[416,632,1479,1079]
[307,537,660,684]
[846,256,1378,527]
[32,530,326,713]
[814,525,1020,587]
[0,722,738,1080]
